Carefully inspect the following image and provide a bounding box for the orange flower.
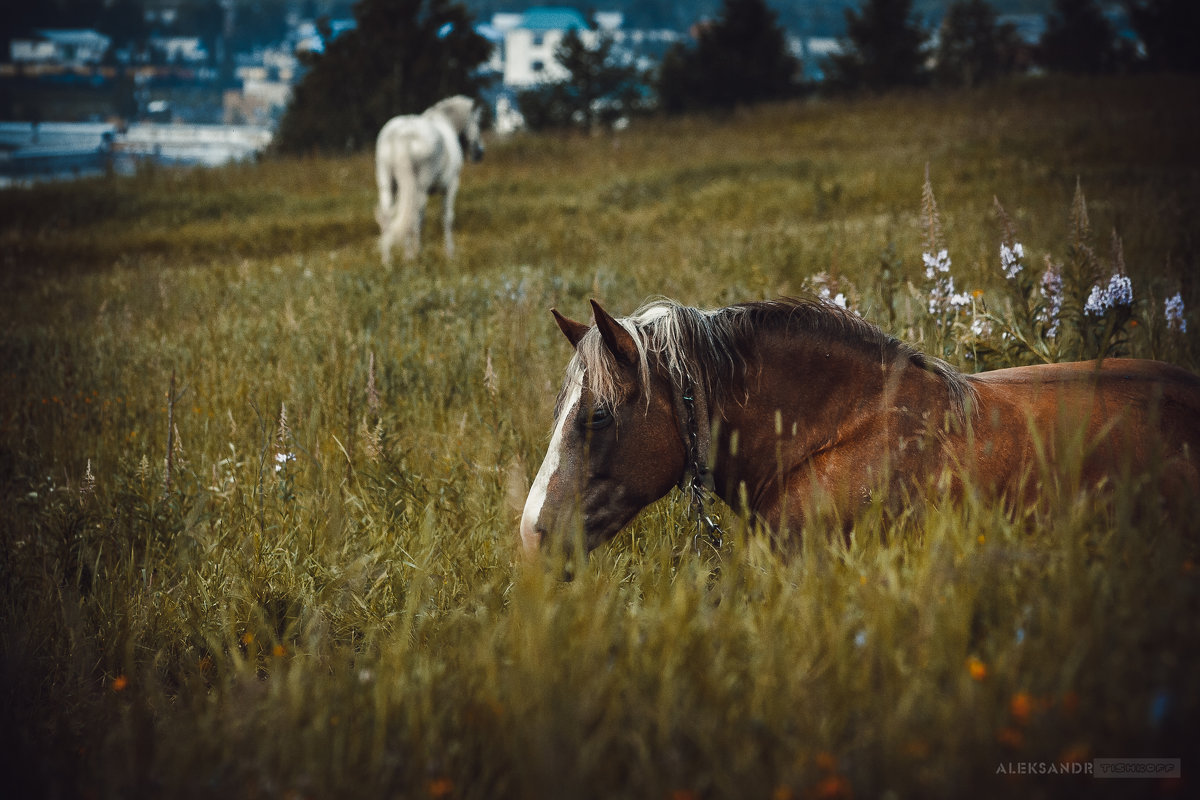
[997,726,1024,749]
[815,751,838,773]
[273,644,287,658]
[772,786,795,800]
[905,739,930,759]
[671,791,699,800]
[241,632,254,645]
[111,675,128,692]
[1059,742,1090,764]
[966,656,988,681]
[1010,691,1033,725]
[814,774,852,800]
[428,777,453,798]
[1061,691,1080,716]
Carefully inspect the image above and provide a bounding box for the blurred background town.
[1,1,1184,185]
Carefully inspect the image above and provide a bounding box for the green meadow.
[2,75,1198,798]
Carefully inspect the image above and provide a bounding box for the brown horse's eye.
[582,404,613,430]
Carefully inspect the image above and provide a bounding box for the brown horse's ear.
[590,299,639,366]
[551,308,589,349]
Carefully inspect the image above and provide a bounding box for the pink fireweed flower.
[1039,260,1064,338]
[1165,292,1187,334]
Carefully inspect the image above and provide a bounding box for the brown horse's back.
[965,359,1200,498]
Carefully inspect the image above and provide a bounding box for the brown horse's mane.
[566,297,974,418]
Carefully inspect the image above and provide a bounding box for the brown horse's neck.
[707,331,957,533]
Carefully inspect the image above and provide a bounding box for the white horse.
[374,95,484,264]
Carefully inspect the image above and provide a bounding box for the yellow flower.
[241,632,254,645]
[966,656,987,681]
[273,644,287,658]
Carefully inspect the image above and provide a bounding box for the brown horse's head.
[520,300,688,558]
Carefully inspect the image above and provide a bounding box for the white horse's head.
[430,95,484,163]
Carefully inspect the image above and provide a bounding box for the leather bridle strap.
[674,371,723,553]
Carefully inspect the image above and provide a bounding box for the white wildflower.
[1001,242,1024,280]
[819,287,848,309]
[80,459,96,499]
[274,451,295,473]
[1165,292,1187,334]
[971,315,992,337]
[923,249,951,280]
[1085,273,1133,316]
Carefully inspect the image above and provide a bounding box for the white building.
[496,7,597,88]
[148,36,208,64]
[10,30,111,66]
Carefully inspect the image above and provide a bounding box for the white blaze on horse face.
[521,380,582,554]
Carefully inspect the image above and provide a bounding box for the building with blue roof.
[519,7,589,32]
[495,6,604,87]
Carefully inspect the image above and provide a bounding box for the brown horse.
[520,297,1200,556]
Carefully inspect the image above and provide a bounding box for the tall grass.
[1,76,1198,798]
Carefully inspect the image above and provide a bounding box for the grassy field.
[2,75,1199,798]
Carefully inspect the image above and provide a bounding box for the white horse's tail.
[376,133,421,264]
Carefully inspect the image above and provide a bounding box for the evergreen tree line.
[275,0,1199,152]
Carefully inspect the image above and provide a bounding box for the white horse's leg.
[378,201,396,267]
[406,193,425,260]
[443,177,458,259]
[375,136,397,266]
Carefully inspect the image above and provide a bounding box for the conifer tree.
[517,27,644,131]
[657,0,800,113]
[824,0,929,93]
[274,0,490,154]
[935,0,1022,88]
[1037,0,1121,74]
[1124,0,1200,72]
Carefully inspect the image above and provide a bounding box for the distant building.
[293,19,357,54]
[148,36,208,65]
[224,79,291,126]
[10,30,112,66]
[495,7,595,87]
